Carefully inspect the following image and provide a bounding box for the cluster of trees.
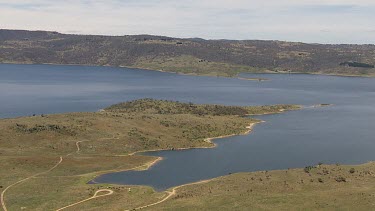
[14,123,75,135]
[107,98,248,116]
[106,99,298,116]
[340,61,374,68]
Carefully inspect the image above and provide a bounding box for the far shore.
[1,61,374,79]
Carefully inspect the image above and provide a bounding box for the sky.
[1,0,375,44]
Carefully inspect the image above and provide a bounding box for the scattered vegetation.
[0,99,298,210]
[304,165,316,173]
[1,29,375,77]
[106,98,300,116]
[335,176,346,183]
[147,163,375,210]
[2,99,374,210]
[13,123,76,135]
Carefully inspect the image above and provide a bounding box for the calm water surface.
[1,64,375,191]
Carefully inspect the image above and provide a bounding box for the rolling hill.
[1,29,375,77]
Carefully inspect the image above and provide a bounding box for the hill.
[1,29,375,77]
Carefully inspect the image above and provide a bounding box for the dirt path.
[55,189,114,211]
[1,156,63,211]
[1,136,148,211]
[126,179,211,211]
[1,140,84,211]
[75,141,83,153]
[123,124,257,210]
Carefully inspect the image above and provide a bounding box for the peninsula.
[0,99,298,210]
[1,99,374,210]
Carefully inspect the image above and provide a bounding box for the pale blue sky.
[1,0,375,44]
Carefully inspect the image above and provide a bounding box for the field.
[0,99,299,210]
[149,162,375,210]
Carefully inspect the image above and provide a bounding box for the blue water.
[1,64,375,191]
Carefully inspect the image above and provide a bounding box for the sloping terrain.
[0,99,297,210]
[1,29,375,77]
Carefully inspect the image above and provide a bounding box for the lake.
[1,63,375,191]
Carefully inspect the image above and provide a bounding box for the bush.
[349,168,355,174]
[304,166,315,173]
[335,176,346,182]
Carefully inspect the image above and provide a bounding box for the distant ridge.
[0,29,374,77]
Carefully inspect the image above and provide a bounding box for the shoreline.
[87,156,164,184]
[128,122,258,157]
[1,61,374,79]
[89,108,302,187]
[91,122,260,187]
[237,77,269,81]
[128,160,375,210]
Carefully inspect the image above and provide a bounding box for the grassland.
[1,99,374,210]
[148,162,375,210]
[0,99,299,210]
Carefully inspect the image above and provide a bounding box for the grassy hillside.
[1,99,374,210]
[1,29,375,77]
[0,99,298,210]
[148,162,375,211]
[106,98,299,116]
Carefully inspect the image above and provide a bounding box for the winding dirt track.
[55,189,114,211]
[1,139,112,211]
[125,179,211,211]
[2,127,253,211]
[124,189,176,211]
[1,156,63,211]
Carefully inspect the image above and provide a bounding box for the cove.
[1,64,375,190]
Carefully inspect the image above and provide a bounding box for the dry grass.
[1,99,373,210]
[133,55,265,77]
[1,99,296,210]
[148,163,375,210]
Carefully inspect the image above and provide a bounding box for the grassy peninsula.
[1,99,374,210]
[0,99,299,210]
[0,99,375,210]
